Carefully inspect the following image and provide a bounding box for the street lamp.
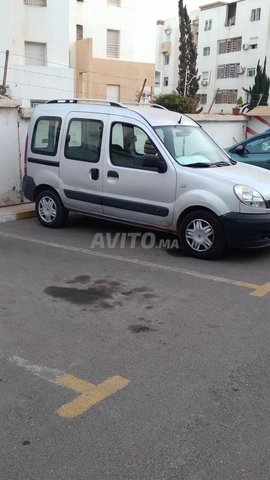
[184,67,200,96]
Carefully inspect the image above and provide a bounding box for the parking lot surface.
[1,214,270,480]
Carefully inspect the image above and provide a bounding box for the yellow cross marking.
[236,281,270,297]
[56,374,129,418]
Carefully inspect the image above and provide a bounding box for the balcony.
[161,41,171,55]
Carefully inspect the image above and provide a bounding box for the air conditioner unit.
[201,80,208,86]
[237,66,246,75]
[0,84,11,96]
[242,43,249,50]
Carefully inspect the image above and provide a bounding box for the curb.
[16,210,36,220]
[0,204,36,224]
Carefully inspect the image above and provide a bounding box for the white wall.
[0,101,24,206]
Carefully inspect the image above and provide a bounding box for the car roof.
[32,100,199,128]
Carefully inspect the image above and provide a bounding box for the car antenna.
[178,115,182,124]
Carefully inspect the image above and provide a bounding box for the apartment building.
[0,0,74,107]
[155,18,179,95]
[197,0,270,113]
[155,0,270,113]
[0,0,155,107]
[74,0,154,102]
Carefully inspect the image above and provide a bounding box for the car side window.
[110,122,165,171]
[31,116,61,156]
[245,137,270,154]
[65,118,103,163]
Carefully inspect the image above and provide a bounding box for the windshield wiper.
[211,161,231,167]
[184,162,211,168]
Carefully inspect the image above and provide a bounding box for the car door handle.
[90,168,99,180]
[107,170,119,178]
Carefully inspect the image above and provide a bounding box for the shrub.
[153,92,200,114]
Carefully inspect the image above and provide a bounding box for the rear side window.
[31,116,61,156]
[65,119,103,163]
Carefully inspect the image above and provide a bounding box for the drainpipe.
[16,111,23,203]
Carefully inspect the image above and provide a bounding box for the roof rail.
[45,98,125,108]
[120,101,167,110]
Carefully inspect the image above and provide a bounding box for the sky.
[140,0,220,19]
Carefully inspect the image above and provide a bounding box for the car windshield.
[154,125,231,167]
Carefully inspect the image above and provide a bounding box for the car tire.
[36,190,68,228]
[179,210,226,260]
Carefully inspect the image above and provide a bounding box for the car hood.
[188,161,270,197]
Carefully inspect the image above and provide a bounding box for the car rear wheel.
[36,190,68,228]
[179,210,226,260]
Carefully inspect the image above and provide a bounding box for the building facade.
[0,0,155,107]
[197,0,270,113]
[155,0,270,114]
[0,0,74,107]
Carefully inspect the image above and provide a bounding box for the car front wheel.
[179,210,226,260]
[36,190,68,228]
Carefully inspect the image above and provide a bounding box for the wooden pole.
[2,50,9,95]
[137,78,147,103]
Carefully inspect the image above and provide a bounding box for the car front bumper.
[221,212,270,248]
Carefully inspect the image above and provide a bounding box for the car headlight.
[234,184,266,208]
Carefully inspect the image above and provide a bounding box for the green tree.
[243,58,270,111]
[177,0,199,97]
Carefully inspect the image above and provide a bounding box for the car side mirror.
[235,144,245,154]
[143,154,167,173]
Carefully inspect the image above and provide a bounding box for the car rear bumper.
[221,212,270,248]
[22,175,36,201]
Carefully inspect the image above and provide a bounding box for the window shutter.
[25,42,46,65]
[107,30,119,58]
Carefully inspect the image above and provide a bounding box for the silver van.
[23,99,270,259]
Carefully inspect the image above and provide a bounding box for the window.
[31,117,61,156]
[217,63,239,79]
[110,122,164,171]
[199,94,207,105]
[251,8,261,21]
[218,37,241,54]
[204,19,212,30]
[108,0,120,5]
[24,0,46,5]
[25,42,46,65]
[163,76,169,86]
[215,89,238,104]
[107,30,120,58]
[65,119,103,163]
[155,71,161,87]
[76,24,83,40]
[203,47,210,56]
[164,55,170,65]
[247,67,256,77]
[225,2,236,26]
[106,84,120,102]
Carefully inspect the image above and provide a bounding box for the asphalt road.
[1,214,270,480]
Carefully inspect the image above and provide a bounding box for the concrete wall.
[0,99,24,206]
[191,114,247,147]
